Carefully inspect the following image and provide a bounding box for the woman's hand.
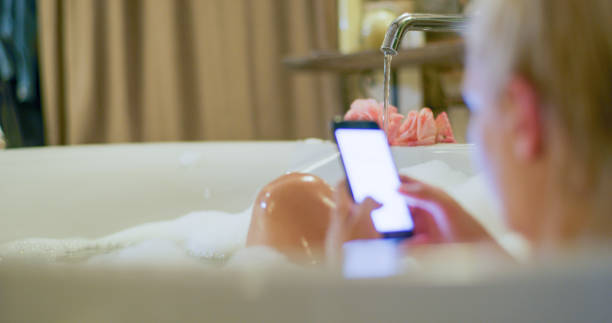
[325,176,495,265]
[398,175,492,245]
[325,180,382,266]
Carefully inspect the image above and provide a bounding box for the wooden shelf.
[283,39,464,72]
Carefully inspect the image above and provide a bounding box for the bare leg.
[246,173,334,264]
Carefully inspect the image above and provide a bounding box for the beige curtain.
[37,0,341,145]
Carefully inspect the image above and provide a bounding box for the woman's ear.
[506,75,543,161]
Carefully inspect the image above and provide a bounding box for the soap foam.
[87,239,203,267]
[1,160,505,268]
[1,208,253,266]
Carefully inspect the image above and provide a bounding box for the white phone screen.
[335,128,414,234]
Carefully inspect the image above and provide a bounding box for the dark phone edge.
[332,120,380,132]
[383,231,414,240]
[332,120,414,239]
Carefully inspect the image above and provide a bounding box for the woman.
[247,0,612,265]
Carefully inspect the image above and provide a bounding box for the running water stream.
[382,54,393,135]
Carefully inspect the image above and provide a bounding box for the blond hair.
[467,0,612,219]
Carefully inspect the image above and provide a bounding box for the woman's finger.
[351,197,382,222]
[398,181,450,215]
[399,174,417,184]
[399,183,458,239]
[408,206,447,243]
[409,207,432,234]
[348,197,382,240]
[398,176,448,211]
[333,179,354,221]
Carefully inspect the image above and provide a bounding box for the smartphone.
[333,120,414,239]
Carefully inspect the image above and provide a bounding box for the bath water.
[0,160,504,268]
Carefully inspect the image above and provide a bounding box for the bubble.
[1,160,503,271]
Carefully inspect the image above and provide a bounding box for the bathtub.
[1,141,610,322]
[0,140,478,243]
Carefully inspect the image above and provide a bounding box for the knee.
[246,173,334,264]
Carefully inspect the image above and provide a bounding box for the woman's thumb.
[350,197,381,224]
[349,197,383,240]
[359,197,382,213]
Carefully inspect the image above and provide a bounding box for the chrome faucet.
[380,14,467,56]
